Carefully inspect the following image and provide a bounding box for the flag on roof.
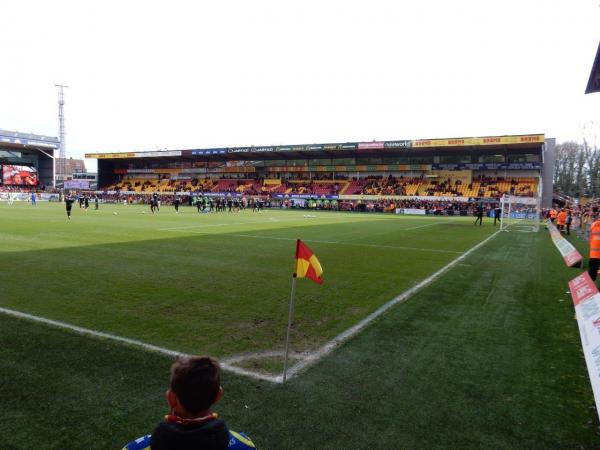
[294,239,323,284]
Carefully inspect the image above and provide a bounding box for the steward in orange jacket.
[557,210,567,231]
[588,215,600,281]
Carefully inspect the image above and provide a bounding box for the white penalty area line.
[0,306,280,383]
[159,216,303,231]
[401,221,452,230]
[159,215,451,233]
[160,229,463,255]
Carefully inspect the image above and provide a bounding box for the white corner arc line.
[283,230,501,380]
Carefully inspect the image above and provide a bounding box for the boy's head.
[167,356,223,417]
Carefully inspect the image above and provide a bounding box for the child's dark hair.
[170,356,221,415]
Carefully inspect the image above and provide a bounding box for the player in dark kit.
[474,204,484,226]
[174,196,181,213]
[151,193,159,214]
[493,205,501,226]
[65,196,75,220]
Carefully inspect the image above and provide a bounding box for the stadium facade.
[87,133,555,207]
[0,129,59,188]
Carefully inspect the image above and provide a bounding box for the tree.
[554,136,600,198]
[554,141,583,196]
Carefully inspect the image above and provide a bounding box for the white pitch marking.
[281,230,501,381]
[159,216,303,231]
[160,229,464,254]
[0,230,498,385]
[159,213,451,232]
[401,221,451,230]
[0,306,278,383]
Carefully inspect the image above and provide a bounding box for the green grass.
[236,356,296,374]
[0,203,598,449]
[0,203,492,358]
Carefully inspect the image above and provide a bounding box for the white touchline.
[281,230,501,380]
[0,230,499,384]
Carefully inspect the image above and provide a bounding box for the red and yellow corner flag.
[294,239,323,284]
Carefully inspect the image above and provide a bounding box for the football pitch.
[1,202,598,449]
[0,203,494,370]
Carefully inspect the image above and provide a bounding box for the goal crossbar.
[499,195,541,233]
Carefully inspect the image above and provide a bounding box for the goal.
[499,195,541,232]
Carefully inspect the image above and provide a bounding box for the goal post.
[499,195,541,232]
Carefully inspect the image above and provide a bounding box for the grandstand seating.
[101,175,538,199]
[343,179,369,195]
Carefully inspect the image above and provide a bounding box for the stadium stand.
[104,175,538,198]
[81,133,551,213]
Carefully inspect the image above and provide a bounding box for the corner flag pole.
[282,274,298,383]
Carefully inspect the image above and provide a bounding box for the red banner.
[547,221,583,267]
[568,272,600,422]
[569,272,597,306]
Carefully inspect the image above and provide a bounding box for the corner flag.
[294,239,323,284]
[284,239,324,382]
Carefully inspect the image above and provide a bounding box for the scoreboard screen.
[1,165,38,185]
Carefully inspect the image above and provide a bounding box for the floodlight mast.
[55,84,68,185]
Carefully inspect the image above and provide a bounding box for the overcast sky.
[1,0,599,170]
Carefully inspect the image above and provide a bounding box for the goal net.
[499,195,541,232]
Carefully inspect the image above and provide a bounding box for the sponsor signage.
[64,180,90,189]
[86,151,181,159]
[340,194,470,202]
[123,168,155,174]
[85,134,546,159]
[547,220,583,267]
[0,192,59,202]
[413,134,545,148]
[384,140,412,149]
[274,194,339,200]
[395,208,427,215]
[323,143,348,150]
[568,272,600,422]
[229,148,253,153]
[0,133,59,149]
[431,163,542,170]
[86,152,136,159]
[191,149,227,155]
[358,141,385,150]
[228,146,275,154]
[135,151,182,158]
